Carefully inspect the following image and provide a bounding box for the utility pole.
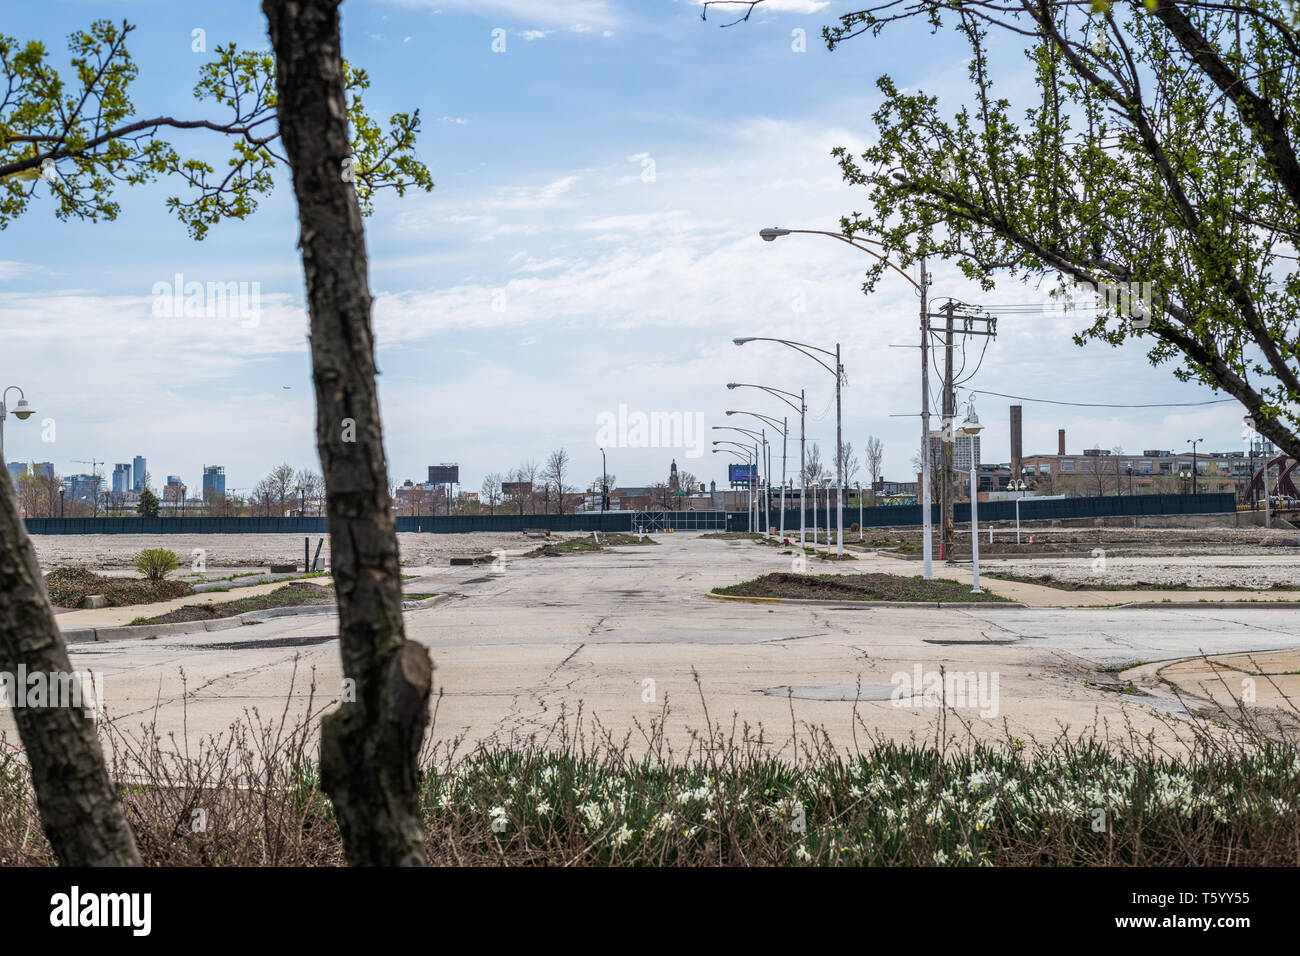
[928,299,996,564]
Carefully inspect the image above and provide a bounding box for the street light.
[758,225,933,578]
[734,336,844,556]
[821,474,833,555]
[1187,438,1204,495]
[960,400,983,594]
[727,382,807,549]
[729,410,788,540]
[713,444,756,529]
[0,385,36,467]
[600,447,609,512]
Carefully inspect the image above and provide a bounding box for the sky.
[0,0,1251,498]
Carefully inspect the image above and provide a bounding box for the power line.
[970,389,1236,409]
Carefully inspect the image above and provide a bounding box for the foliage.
[0,19,434,238]
[135,487,158,517]
[820,1,1299,454]
[132,547,179,581]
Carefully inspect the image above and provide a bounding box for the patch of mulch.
[714,572,1010,603]
[43,567,193,609]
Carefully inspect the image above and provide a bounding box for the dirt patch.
[713,572,1012,603]
[525,533,656,558]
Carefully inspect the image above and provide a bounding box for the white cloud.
[388,0,617,29]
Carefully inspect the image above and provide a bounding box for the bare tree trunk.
[0,464,140,865]
[264,0,432,866]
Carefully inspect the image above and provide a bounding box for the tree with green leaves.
[0,5,434,866]
[707,0,1299,456]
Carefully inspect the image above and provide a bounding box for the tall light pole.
[0,385,37,467]
[857,482,863,541]
[600,447,609,511]
[1187,437,1204,495]
[713,425,768,537]
[713,441,756,531]
[734,336,843,555]
[758,224,931,576]
[961,400,983,593]
[728,410,788,540]
[728,382,805,549]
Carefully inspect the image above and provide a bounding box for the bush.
[133,548,180,581]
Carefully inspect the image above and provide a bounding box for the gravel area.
[29,531,582,570]
[981,553,1300,590]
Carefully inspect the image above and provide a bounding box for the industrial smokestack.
[1010,405,1023,477]
[1058,429,1066,456]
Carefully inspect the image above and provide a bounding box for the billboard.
[502,481,532,497]
[728,464,757,484]
[428,464,460,485]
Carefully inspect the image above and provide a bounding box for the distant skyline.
[2,0,1248,496]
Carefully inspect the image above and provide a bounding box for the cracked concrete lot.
[15,533,1300,755]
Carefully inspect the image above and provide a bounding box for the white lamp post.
[0,385,37,467]
[960,401,983,594]
[821,474,833,556]
[1010,480,1027,544]
[858,482,863,542]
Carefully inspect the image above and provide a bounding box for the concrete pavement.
[9,533,1299,755]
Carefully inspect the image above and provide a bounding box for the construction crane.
[70,459,104,516]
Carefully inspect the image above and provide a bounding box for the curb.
[61,594,444,644]
[703,592,1024,609]
[1122,600,1300,609]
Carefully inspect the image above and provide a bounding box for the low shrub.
[133,548,180,581]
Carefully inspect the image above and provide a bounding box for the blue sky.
[1,0,1248,497]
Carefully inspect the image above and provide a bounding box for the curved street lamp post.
[734,336,844,556]
[758,225,933,577]
[727,382,806,549]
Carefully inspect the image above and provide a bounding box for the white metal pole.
[970,438,982,593]
[780,417,788,540]
[919,257,933,579]
[811,480,818,550]
[858,483,863,542]
[835,343,843,557]
[825,482,831,555]
[799,390,807,551]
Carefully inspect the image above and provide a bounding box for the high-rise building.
[34,461,54,480]
[65,474,99,503]
[133,456,147,491]
[112,463,132,495]
[202,465,226,499]
[6,462,26,483]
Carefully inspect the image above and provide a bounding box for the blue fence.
[741,492,1235,532]
[21,494,1235,535]
[22,512,718,535]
